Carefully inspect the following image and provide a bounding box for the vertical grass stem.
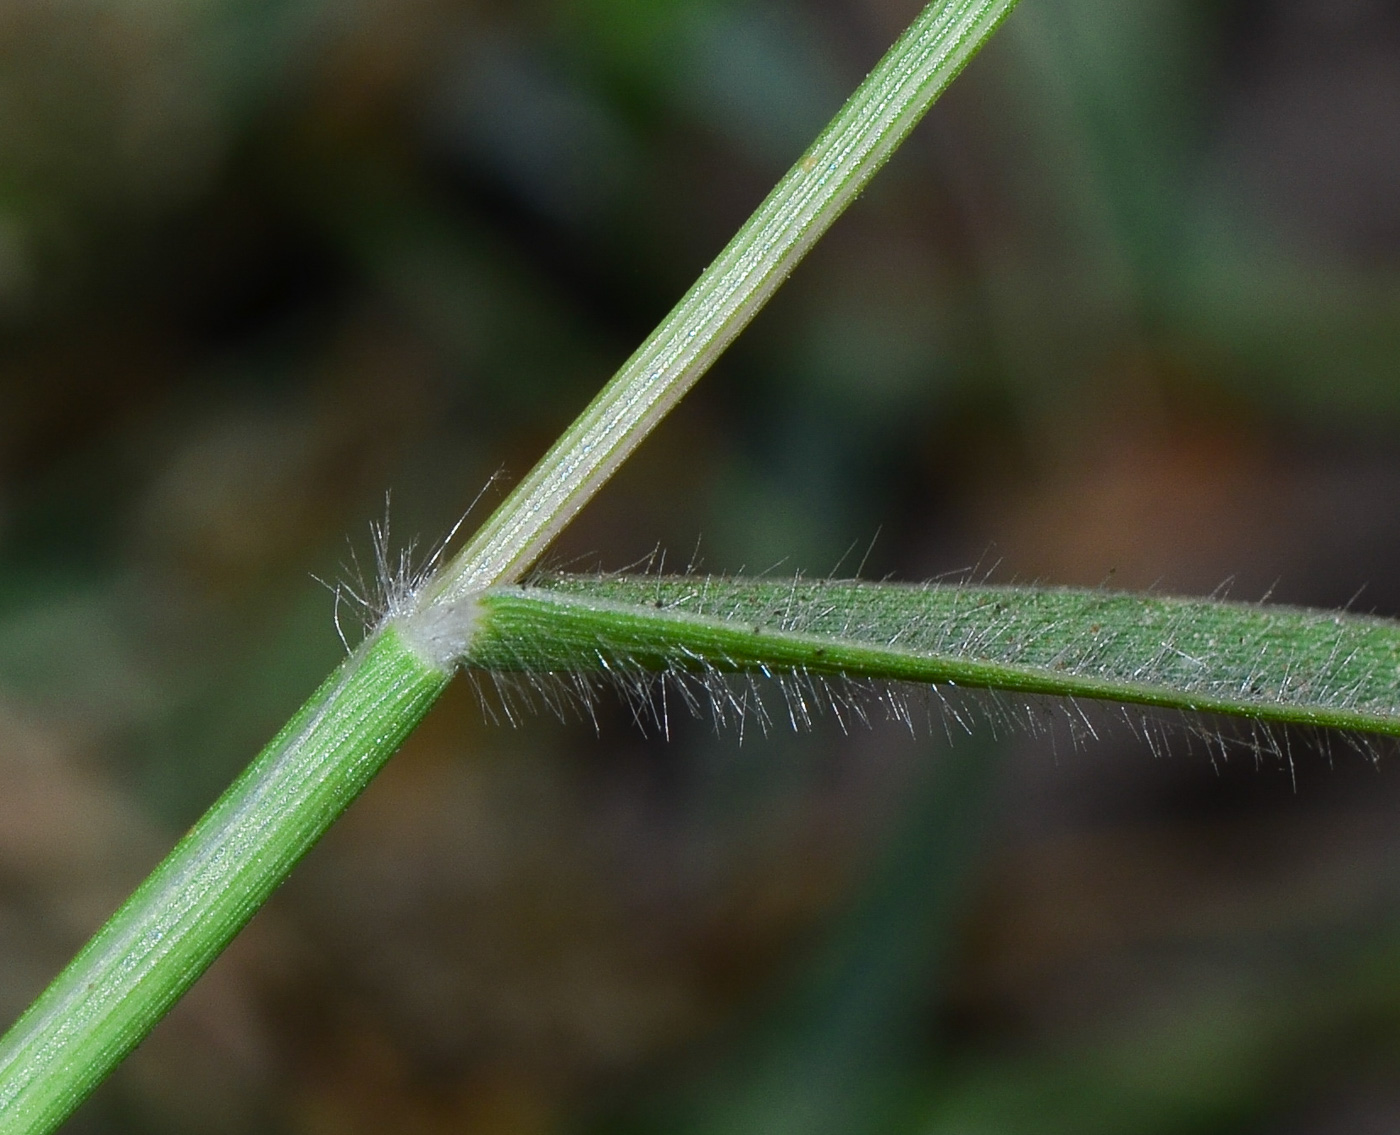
[0,2,1021,1127]
[420,0,1022,619]
[0,631,448,1133]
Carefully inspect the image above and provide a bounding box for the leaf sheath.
[0,630,448,1134]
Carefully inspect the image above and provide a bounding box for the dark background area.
[3,0,1400,1130]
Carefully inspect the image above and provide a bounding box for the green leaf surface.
[469,576,1400,736]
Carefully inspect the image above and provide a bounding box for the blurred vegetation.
[2,0,1400,1131]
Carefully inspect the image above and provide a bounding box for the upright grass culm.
[0,1,1022,1129]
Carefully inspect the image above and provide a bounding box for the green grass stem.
[0,631,448,1132]
[0,2,1022,1128]
[416,0,1022,623]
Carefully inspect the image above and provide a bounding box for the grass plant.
[0,0,1397,1130]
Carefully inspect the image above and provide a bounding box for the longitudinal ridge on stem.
[408,0,1023,648]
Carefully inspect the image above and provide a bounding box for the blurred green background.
[3,0,1400,1130]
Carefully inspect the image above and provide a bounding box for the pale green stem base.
[0,630,448,1134]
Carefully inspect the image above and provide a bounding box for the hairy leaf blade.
[468,577,1400,736]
